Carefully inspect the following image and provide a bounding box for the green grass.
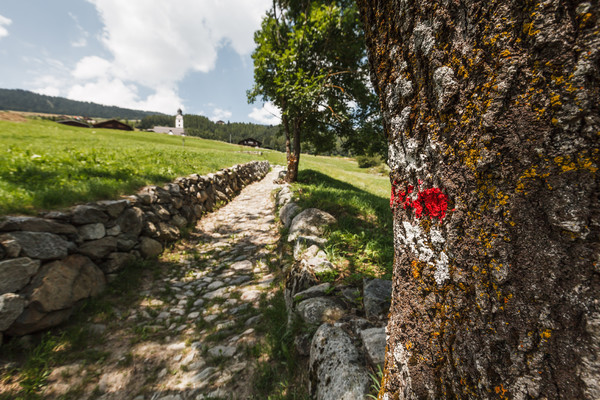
[0,118,286,214]
[292,169,393,282]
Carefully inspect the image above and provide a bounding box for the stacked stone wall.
[0,161,270,338]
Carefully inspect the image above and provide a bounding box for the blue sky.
[0,0,281,124]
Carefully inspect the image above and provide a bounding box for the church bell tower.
[175,108,184,129]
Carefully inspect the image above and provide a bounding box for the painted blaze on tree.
[357,0,600,399]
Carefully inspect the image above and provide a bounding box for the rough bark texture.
[357,1,599,399]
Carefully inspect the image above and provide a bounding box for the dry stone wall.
[0,161,270,339]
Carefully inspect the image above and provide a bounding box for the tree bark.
[285,116,302,182]
[357,1,600,398]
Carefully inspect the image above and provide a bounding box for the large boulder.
[7,307,73,336]
[296,297,346,325]
[78,237,118,260]
[0,216,76,235]
[28,254,105,313]
[279,202,301,228]
[117,207,144,236]
[363,278,392,319]
[0,293,26,331]
[288,208,336,242]
[10,231,70,260]
[140,237,163,258]
[71,205,109,225]
[360,327,386,367]
[0,257,41,294]
[309,324,370,399]
[77,223,106,241]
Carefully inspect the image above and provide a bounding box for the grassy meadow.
[0,118,286,214]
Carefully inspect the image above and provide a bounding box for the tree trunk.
[282,113,294,180]
[285,117,302,182]
[357,1,600,398]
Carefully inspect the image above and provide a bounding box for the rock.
[288,208,336,242]
[101,252,136,273]
[29,254,105,313]
[284,259,319,314]
[206,281,224,290]
[116,235,138,251]
[0,234,21,258]
[77,223,106,241]
[10,231,69,260]
[309,324,370,399]
[305,256,336,275]
[8,307,73,335]
[153,204,171,220]
[293,282,332,303]
[0,216,76,234]
[97,199,129,218]
[360,327,386,366]
[296,297,346,325]
[279,202,301,228]
[292,236,328,256]
[277,186,293,206]
[0,293,26,330]
[158,222,179,241]
[171,214,188,228]
[105,225,121,236]
[78,237,118,260]
[117,207,144,236]
[0,257,41,294]
[191,367,216,383]
[140,237,163,258]
[207,345,237,358]
[363,279,392,319]
[231,260,253,272]
[72,205,108,225]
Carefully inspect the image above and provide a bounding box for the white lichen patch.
[433,251,450,286]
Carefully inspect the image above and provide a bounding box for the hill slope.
[0,88,161,119]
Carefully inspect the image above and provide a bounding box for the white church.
[152,109,185,136]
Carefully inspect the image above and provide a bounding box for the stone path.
[39,166,286,400]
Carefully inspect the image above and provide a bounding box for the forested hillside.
[139,114,286,152]
[0,88,159,119]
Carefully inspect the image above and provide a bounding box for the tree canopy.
[248,0,383,181]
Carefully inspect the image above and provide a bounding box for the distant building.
[152,126,185,136]
[176,108,184,128]
[216,120,225,125]
[152,109,185,136]
[57,120,90,128]
[238,138,262,148]
[93,119,134,131]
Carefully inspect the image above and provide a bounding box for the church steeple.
[175,108,184,129]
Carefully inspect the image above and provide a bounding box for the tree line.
[0,88,159,120]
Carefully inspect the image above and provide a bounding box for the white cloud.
[210,108,232,122]
[72,56,112,80]
[85,0,269,87]
[67,79,182,113]
[0,14,11,40]
[56,0,270,115]
[249,102,281,125]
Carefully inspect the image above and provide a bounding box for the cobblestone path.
[40,166,286,400]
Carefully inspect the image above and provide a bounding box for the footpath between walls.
[0,161,270,340]
[275,174,392,399]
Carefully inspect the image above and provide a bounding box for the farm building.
[57,120,90,128]
[93,119,133,131]
[238,138,262,148]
